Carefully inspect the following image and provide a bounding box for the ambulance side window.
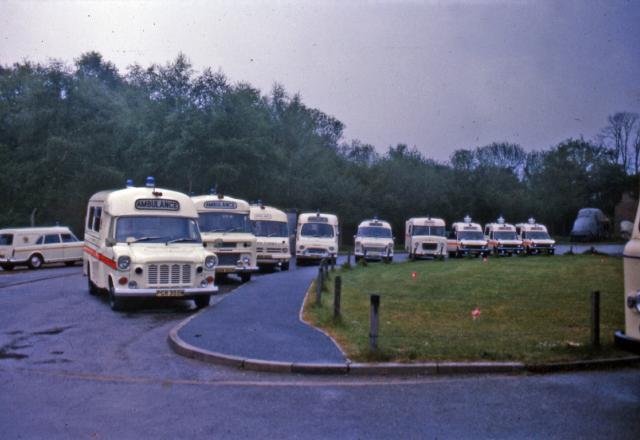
[61,233,79,243]
[94,208,102,232]
[36,236,44,245]
[44,234,61,244]
[87,207,95,231]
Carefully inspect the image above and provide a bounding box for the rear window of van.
[0,234,13,246]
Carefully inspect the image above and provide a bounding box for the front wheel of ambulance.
[108,284,125,311]
[1,263,14,271]
[194,296,210,309]
[240,273,252,283]
[28,254,43,270]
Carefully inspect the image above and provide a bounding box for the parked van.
[354,218,394,262]
[0,226,82,270]
[570,208,610,241]
[296,212,339,264]
[615,197,640,352]
[404,217,447,260]
[83,177,218,311]
[191,191,258,282]
[250,203,291,270]
[447,216,489,257]
[484,217,524,256]
[515,219,555,255]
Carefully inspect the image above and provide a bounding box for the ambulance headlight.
[329,246,335,251]
[200,280,208,288]
[242,256,250,264]
[627,292,640,313]
[117,256,131,270]
[128,281,137,289]
[205,255,217,269]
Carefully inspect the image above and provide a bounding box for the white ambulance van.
[296,212,339,264]
[484,217,524,256]
[0,226,83,270]
[83,177,218,311]
[515,218,556,255]
[616,197,640,352]
[447,216,489,257]
[250,203,291,271]
[191,191,258,282]
[354,218,394,262]
[405,217,448,260]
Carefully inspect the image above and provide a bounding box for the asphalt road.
[1,264,638,439]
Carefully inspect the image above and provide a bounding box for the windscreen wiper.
[129,236,162,243]
[166,238,199,244]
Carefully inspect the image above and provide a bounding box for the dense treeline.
[0,52,637,239]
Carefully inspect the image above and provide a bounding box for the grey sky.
[1,0,639,161]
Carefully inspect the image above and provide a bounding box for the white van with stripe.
[83,177,218,311]
[0,226,82,270]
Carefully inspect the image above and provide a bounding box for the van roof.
[298,212,339,225]
[406,217,446,227]
[88,187,198,218]
[452,221,482,230]
[516,222,549,232]
[191,194,251,213]
[485,222,516,231]
[357,219,392,229]
[0,226,72,235]
[250,204,288,222]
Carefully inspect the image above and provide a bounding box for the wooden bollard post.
[591,290,600,348]
[316,266,323,306]
[369,294,380,351]
[334,276,342,319]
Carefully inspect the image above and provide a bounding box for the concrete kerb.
[168,314,640,374]
[167,269,640,376]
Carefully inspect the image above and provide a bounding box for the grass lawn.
[303,254,628,363]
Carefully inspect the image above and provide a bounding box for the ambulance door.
[61,232,83,261]
[42,234,64,262]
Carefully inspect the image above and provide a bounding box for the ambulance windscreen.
[357,226,392,238]
[252,220,288,237]
[198,213,252,233]
[412,226,445,237]
[115,216,201,243]
[301,223,334,238]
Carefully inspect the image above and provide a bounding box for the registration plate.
[156,289,185,297]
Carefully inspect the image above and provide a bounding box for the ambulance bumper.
[113,285,219,297]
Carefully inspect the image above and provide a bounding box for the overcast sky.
[1,0,639,161]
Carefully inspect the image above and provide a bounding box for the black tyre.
[28,254,43,270]
[65,261,76,267]
[108,284,125,311]
[240,272,252,283]
[194,296,210,309]
[281,262,290,271]
[87,266,99,296]
[0,263,14,271]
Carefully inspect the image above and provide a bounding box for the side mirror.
[105,238,116,247]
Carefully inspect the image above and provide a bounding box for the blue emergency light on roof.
[498,216,505,224]
[464,215,472,224]
[126,179,134,188]
[210,186,217,195]
[528,217,536,225]
[145,176,155,188]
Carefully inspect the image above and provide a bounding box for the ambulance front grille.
[147,264,191,286]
